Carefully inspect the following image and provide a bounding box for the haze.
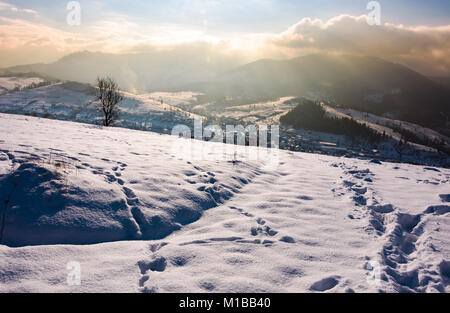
[0,0,449,76]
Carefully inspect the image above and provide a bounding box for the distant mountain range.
[1,52,449,130]
[0,50,243,93]
[429,76,450,90]
[192,54,450,129]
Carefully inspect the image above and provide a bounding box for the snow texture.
[0,113,449,293]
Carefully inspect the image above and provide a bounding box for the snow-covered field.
[193,97,297,124]
[0,77,44,93]
[221,97,296,124]
[0,113,449,293]
[0,82,201,134]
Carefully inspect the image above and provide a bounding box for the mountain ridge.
[1,52,449,129]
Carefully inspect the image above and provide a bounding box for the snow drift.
[0,113,449,293]
[0,114,259,246]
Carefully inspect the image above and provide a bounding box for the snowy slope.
[192,97,297,124]
[222,97,296,124]
[0,113,449,293]
[0,77,44,93]
[0,114,256,247]
[0,82,201,134]
[323,104,450,152]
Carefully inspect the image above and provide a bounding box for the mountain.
[0,49,244,93]
[429,76,450,90]
[0,81,200,134]
[2,53,449,129]
[192,54,450,129]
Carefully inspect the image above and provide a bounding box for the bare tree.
[395,138,408,162]
[95,77,123,126]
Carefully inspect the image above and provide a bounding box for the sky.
[0,0,449,75]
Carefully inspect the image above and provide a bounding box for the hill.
[0,81,200,134]
[3,53,449,130]
[280,99,383,144]
[429,76,450,89]
[0,50,243,93]
[0,113,449,292]
[193,54,450,129]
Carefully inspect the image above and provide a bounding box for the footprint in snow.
[439,194,450,203]
[250,225,278,237]
[424,205,450,216]
[123,186,137,199]
[149,242,168,253]
[297,195,314,201]
[256,218,266,225]
[170,255,191,267]
[310,276,341,292]
[279,236,296,244]
[138,256,167,274]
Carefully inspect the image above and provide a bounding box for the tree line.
[280,98,384,144]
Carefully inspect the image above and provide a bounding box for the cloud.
[266,15,450,76]
[0,16,97,67]
[0,1,12,10]
[22,9,38,15]
[0,13,241,67]
[0,12,449,76]
[0,1,38,15]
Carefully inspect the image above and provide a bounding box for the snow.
[323,104,450,152]
[193,97,297,124]
[145,91,203,107]
[222,97,296,124]
[279,126,449,168]
[0,77,44,93]
[0,113,449,293]
[0,114,257,247]
[0,82,201,134]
